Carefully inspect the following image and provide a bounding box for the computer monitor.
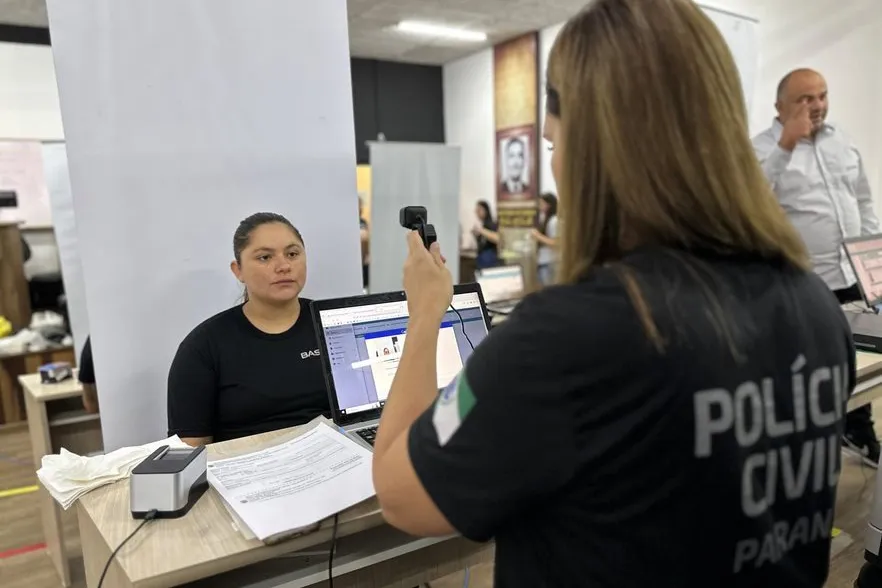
[844,235,882,308]
[312,284,491,427]
[475,265,525,303]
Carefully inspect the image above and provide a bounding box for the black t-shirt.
[78,336,95,384]
[409,247,854,588]
[478,220,498,254]
[167,300,329,442]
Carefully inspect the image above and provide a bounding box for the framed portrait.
[496,125,537,204]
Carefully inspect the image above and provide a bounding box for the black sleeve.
[77,337,95,384]
[408,290,592,542]
[167,331,218,438]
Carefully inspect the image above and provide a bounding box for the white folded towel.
[36,435,189,510]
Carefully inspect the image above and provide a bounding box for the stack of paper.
[207,422,376,542]
[37,435,189,509]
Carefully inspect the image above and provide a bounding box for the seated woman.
[167,212,329,446]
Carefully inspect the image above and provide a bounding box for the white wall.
[0,43,64,141]
[443,49,495,245]
[48,0,363,450]
[446,0,882,219]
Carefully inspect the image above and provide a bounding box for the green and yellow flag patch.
[432,371,477,446]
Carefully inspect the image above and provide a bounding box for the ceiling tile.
[0,0,588,65]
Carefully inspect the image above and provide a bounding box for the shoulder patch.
[432,370,477,446]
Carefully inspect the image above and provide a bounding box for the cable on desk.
[97,509,158,588]
[449,304,474,350]
[328,512,340,588]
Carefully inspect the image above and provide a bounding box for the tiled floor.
[0,412,879,588]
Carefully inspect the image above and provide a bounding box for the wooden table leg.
[25,391,71,587]
[78,505,133,588]
[0,358,21,423]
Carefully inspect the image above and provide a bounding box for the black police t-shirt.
[409,246,854,588]
[167,300,329,442]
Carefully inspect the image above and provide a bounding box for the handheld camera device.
[399,206,437,250]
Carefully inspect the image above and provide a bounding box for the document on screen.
[206,422,375,541]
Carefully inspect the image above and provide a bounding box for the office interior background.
[0,0,881,586]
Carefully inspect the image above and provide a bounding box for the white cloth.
[752,119,879,291]
[37,435,188,509]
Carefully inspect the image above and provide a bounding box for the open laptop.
[843,234,882,352]
[312,283,491,449]
[475,265,525,315]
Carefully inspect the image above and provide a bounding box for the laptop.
[312,283,492,449]
[843,234,882,352]
[475,265,525,315]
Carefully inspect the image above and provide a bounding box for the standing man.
[753,68,880,466]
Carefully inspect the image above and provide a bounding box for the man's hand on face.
[779,103,814,152]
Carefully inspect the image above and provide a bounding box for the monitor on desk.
[312,284,491,427]
[475,265,524,303]
[844,234,882,308]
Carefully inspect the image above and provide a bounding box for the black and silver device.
[843,234,882,352]
[311,284,491,449]
[130,445,208,519]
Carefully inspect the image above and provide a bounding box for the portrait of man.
[499,135,530,195]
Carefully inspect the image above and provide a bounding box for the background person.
[359,196,370,290]
[753,68,880,467]
[166,212,328,446]
[471,200,500,269]
[78,335,98,413]
[531,192,559,285]
[371,1,853,586]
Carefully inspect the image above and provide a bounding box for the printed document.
[206,422,375,541]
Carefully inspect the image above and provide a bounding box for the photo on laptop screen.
[844,235,882,307]
[314,288,489,420]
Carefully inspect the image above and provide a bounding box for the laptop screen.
[316,290,489,420]
[844,235,882,307]
[476,265,524,303]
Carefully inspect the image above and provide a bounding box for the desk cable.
[97,509,158,588]
[328,512,340,588]
[448,304,474,350]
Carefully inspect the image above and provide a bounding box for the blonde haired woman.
[371,1,853,586]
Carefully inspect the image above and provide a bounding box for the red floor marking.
[0,542,46,559]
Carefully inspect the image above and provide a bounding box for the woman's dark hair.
[233,212,303,264]
[476,200,494,228]
[537,193,558,236]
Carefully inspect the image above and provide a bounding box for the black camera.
[399,206,437,250]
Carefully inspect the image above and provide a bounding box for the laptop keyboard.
[356,426,378,446]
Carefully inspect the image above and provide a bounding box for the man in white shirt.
[753,68,880,466]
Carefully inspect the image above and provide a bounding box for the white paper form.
[206,423,375,541]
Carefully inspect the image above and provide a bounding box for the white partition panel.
[42,142,89,355]
[369,143,461,294]
[47,0,362,450]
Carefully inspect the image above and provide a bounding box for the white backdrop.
[42,142,89,355]
[369,142,461,294]
[47,0,362,450]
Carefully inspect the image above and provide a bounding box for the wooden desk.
[76,423,491,588]
[850,351,882,411]
[1,345,75,424]
[21,372,103,588]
